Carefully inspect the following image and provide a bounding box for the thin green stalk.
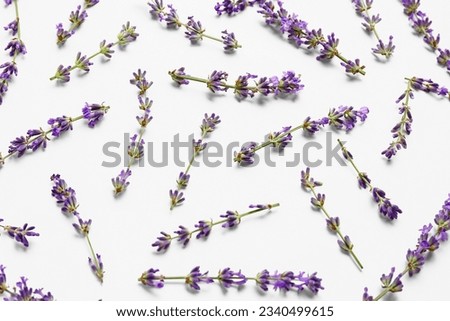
[86,234,103,282]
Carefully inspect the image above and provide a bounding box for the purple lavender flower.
[74,52,93,72]
[193,139,207,155]
[234,73,257,98]
[214,0,248,16]
[69,5,88,29]
[200,113,221,136]
[88,254,104,281]
[271,71,303,95]
[326,216,340,232]
[99,40,115,58]
[4,19,18,36]
[311,193,326,209]
[185,266,213,290]
[4,0,12,6]
[127,134,145,160]
[297,272,324,294]
[164,4,181,28]
[5,38,27,57]
[51,174,75,204]
[406,249,425,277]
[82,103,109,128]
[72,217,92,236]
[4,277,53,301]
[222,30,241,51]
[372,36,395,58]
[85,0,100,8]
[51,65,71,83]
[139,268,164,288]
[8,136,27,157]
[152,232,172,252]
[169,67,189,85]
[148,0,166,21]
[176,172,190,189]
[0,265,6,293]
[272,271,296,292]
[372,188,402,220]
[220,210,241,229]
[130,69,153,95]
[207,70,228,93]
[194,220,213,239]
[233,142,257,165]
[300,167,322,189]
[2,223,40,248]
[185,16,204,42]
[26,129,48,152]
[48,116,73,137]
[169,189,184,209]
[61,195,79,215]
[340,59,366,75]
[218,268,247,288]
[117,22,139,46]
[302,117,324,134]
[327,106,369,131]
[56,24,73,45]
[112,168,132,195]
[316,33,339,61]
[174,225,191,246]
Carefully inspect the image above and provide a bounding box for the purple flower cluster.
[0,0,26,106]
[152,203,279,251]
[338,140,402,220]
[111,70,153,196]
[364,194,450,301]
[0,218,39,248]
[56,1,100,45]
[169,67,304,99]
[169,113,221,209]
[51,22,138,83]
[0,103,109,167]
[215,1,365,75]
[233,106,369,166]
[139,266,323,294]
[382,77,449,159]
[301,167,364,270]
[148,0,241,52]
[0,266,53,301]
[401,0,450,73]
[50,174,104,283]
[351,0,395,58]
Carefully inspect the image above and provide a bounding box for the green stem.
[12,0,22,63]
[254,124,305,152]
[309,186,363,270]
[334,52,366,75]
[373,269,408,301]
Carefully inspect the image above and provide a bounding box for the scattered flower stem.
[0,0,27,106]
[382,76,449,159]
[169,113,221,210]
[148,0,241,52]
[50,22,139,83]
[0,217,39,248]
[50,174,104,283]
[363,194,450,301]
[112,69,154,196]
[233,106,369,166]
[337,139,402,220]
[56,0,100,45]
[139,265,323,294]
[400,0,450,74]
[301,168,363,270]
[0,103,109,167]
[351,0,395,58]
[153,203,278,251]
[0,265,54,301]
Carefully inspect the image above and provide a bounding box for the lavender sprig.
[50,22,138,83]
[148,0,241,52]
[382,77,449,159]
[338,139,402,220]
[169,67,303,99]
[139,265,323,294]
[153,203,279,251]
[301,168,364,270]
[50,174,104,283]
[351,1,395,58]
[0,266,54,301]
[364,194,450,301]
[400,0,450,73]
[56,1,100,46]
[215,1,366,75]
[0,0,26,106]
[233,106,369,166]
[0,218,39,247]
[0,103,109,168]
[112,69,153,196]
[169,113,220,209]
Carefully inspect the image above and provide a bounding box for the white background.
[0,0,449,301]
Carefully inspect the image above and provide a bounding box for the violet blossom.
[169,67,304,99]
[0,267,54,301]
[169,113,221,210]
[56,1,101,45]
[0,218,39,248]
[301,167,364,270]
[50,174,104,283]
[0,103,109,168]
[139,265,323,295]
[364,193,450,300]
[112,69,153,196]
[50,22,139,83]
[148,0,241,52]
[400,0,450,73]
[233,106,369,166]
[152,203,279,252]
[382,77,449,160]
[338,139,402,220]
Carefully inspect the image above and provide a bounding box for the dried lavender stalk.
[56,0,100,45]
[112,69,153,196]
[153,203,278,251]
[363,194,450,300]
[169,113,221,209]
[301,168,364,270]
[338,139,402,220]
[0,217,39,247]
[139,265,323,294]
